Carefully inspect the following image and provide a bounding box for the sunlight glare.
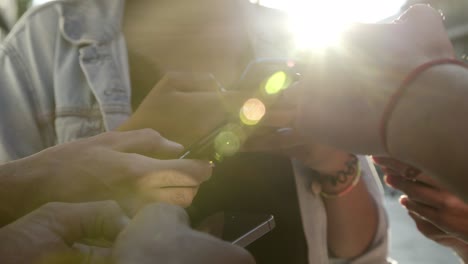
[259,0,406,50]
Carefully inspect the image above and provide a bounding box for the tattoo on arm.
[316,154,358,187]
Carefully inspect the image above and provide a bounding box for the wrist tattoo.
[317,154,358,187]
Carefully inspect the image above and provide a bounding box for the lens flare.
[264,71,289,95]
[214,131,241,157]
[240,98,266,126]
[258,0,406,51]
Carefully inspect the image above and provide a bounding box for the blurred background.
[0,0,466,263]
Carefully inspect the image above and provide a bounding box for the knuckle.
[140,128,162,139]
[122,153,146,176]
[34,202,69,223]
[99,200,121,213]
[191,160,213,182]
[101,131,121,144]
[40,202,67,213]
[439,196,457,211]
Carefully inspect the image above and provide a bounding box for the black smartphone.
[179,58,304,162]
[223,212,275,248]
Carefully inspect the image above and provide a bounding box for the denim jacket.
[0,0,388,263]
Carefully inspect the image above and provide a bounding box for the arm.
[387,64,468,201]
[244,132,386,261]
[321,155,380,259]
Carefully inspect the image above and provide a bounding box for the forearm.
[323,163,378,259]
[388,64,468,201]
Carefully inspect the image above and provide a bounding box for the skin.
[244,132,378,259]
[0,129,212,225]
[0,201,127,264]
[0,201,254,264]
[121,0,380,259]
[263,5,468,201]
[113,203,255,264]
[373,157,468,262]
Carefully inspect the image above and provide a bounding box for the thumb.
[35,201,129,245]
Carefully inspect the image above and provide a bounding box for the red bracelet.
[380,58,468,154]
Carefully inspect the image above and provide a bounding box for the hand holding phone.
[224,213,275,248]
[179,58,304,162]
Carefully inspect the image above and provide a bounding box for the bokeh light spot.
[264,71,289,95]
[240,98,266,126]
[214,131,241,157]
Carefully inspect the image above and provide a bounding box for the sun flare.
[258,0,406,50]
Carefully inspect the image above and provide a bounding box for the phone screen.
[179,58,304,162]
[223,212,275,248]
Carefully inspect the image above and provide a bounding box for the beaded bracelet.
[380,58,468,154]
[320,157,362,199]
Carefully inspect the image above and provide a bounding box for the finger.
[132,203,191,229]
[243,128,303,152]
[129,156,213,185]
[223,91,256,115]
[177,232,256,264]
[103,129,184,157]
[400,196,438,223]
[159,72,224,92]
[73,244,112,264]
[116,203,256,264]
[151,187,199,208]
[412,173,443,190]
[274,81,303,109]
[386,175,443,209]
[407,211,447,239]
[261,109,297,128]
[372,156,421,180]
[35,201,129,245]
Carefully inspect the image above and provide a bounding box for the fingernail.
[384,174,400,187]
[167,139,184,150]
[399,195,408,207]
[383,175,393,187]
[371,156,384,164]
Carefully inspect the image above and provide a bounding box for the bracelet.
[320,157,361,199]
[380,58,468,154]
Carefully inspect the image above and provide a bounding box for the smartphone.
[179,58,304,162]
[223,212,276,248]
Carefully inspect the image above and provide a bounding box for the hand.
[408,212,468,262]
[373,157,468,244]
[118,72,247,147]
[0,201,128,264]
[6,129,213,220]
[113,203,256,264]
[286,5,454,154]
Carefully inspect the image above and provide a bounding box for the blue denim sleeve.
[0,45,49,162]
